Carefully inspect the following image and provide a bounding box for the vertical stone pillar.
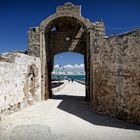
[88,29,94,103]
[40,31,49,100]
[40,31,45,100]
[84,56,88,100]
[87,28,97,104]
[89,26,104,108]
[85,32,90,101]
[85,31,90,101]
[86,28,96,102]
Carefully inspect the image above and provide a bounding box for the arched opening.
[51,52,86,98]
[42,16,91,101]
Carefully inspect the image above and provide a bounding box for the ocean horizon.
[52,74,85,81]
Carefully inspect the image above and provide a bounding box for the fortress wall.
[92,29,140,124]
[0,52,41,115]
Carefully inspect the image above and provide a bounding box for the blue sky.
[0,0,140,65]
[54,52,84,66]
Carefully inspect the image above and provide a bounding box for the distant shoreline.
[52,74,85,80]
[52,74,85,76]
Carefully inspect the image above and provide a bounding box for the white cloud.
[74,64,78,67]
[80,64,84,67]
[54,64,60,68]
[63,64,73,68]
[75,64,84,68]
[53,64,85,74]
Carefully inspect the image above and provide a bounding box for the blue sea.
[52,74,85,81]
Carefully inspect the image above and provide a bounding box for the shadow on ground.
[53,94,140,130]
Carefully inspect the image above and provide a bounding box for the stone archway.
[28,2,104,104]
[42,16,91,100]
[27,2,140,124]
[38,3,94,100]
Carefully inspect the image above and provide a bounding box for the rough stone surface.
[0,52,41,115]
[0,3,139,125]
[27,3,140,124]
[92,29,140,124]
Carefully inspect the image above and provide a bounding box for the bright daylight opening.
[51,52,86,98]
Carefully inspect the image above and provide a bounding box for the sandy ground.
[0,81,140,140]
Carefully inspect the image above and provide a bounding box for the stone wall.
[0,52,41,115]
[56,2,81,16]
[28,27,40,57]
[26,3,140,124]
[92,29,140,124]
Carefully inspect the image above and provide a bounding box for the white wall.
[0,52,41,115]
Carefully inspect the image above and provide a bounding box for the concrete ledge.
[52,80,68,94]
[75,80,85,85]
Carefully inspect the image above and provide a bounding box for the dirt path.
[0,82,140,140]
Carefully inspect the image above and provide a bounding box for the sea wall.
[0,52,41,115]
[52,81,68,94]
